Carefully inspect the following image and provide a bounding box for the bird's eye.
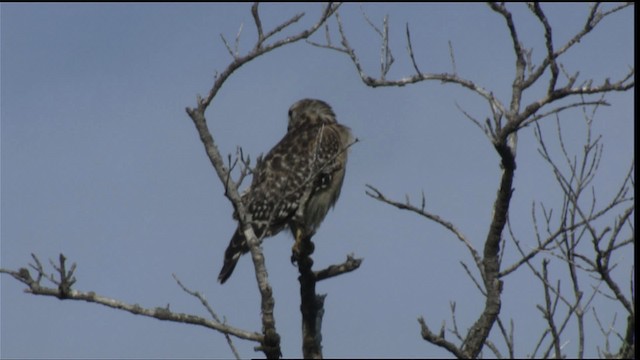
[288,109,293,118]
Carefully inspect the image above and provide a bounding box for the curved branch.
[315,254,362,281]
[461,141,513,358]
[173,274,241,359]
[365,184,483,276]
[488,2,526,114]
[418,317,464,358]
[529,3,559,93]
[189,3,340,113]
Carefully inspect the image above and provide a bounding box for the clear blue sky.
[1,3,634,358]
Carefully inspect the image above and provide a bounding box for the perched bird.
[218,99,353,284]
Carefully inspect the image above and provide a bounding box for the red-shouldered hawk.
[218,99,353,284]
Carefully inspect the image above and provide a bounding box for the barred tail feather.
[218,228,248,284]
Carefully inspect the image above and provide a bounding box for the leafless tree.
[2,3,361,359]
[525,107,634,359]
[308,2,634,358]
[1,3,633,359]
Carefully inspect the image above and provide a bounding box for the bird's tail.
[218,228,249,284]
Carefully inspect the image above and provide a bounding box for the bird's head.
[287,98,337,132]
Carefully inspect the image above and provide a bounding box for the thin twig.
[365,184,484,277]
[173,274,241,360]
[405,23,422,75]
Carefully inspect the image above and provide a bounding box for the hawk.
[218,99,353,284]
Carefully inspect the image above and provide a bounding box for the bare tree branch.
[460,261,486,297]
[296,234,323,359]
[523,96,634,358]
[314,254,363,281]
[173,274,241,360]
[405,23,422,75]
[460,140,512,358]
[537,259,562,359]
[495,316,515,359]
[418,316,464,358]
[448,301,464,343]
[0,255,262,344]
[365,184,484,277]
[448,40,457,75]
[487,2,527,115]
[529,3,559,93]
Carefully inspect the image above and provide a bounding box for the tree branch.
[173,274,241,359]
[487,2,526,115]
[296,234,323,359]
[365,184,484,279]
[529,3,559,93]
[418,317,464,358]
[314,254,363,282]
[460,140,512,358]
[0,254,262,344]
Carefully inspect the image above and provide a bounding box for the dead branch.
[314,254,363,281]
[523,96,635,357]
[365,184,483,276]
[296,234,323,359]
[418,316,464,358]
[0,254,261,346]
[173,274,241,359]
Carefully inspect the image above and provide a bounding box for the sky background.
[1,3,634,359]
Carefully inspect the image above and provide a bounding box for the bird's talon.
[291,243,301,264]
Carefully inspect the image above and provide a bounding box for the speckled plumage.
[218,99,352,284]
